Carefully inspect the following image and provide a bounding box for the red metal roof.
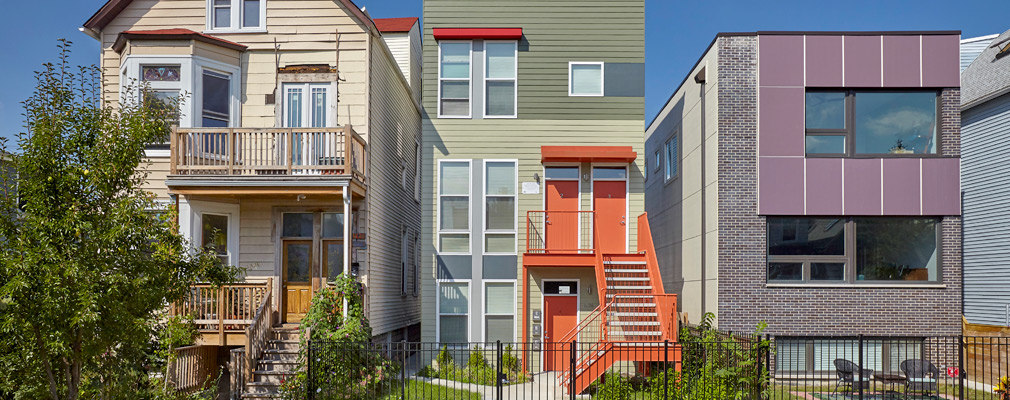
[433,28,523,40]
[541,146,638,163]
[374,17,418,33]
[113,29,248,53]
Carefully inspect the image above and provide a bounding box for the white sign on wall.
[522,182,540,194]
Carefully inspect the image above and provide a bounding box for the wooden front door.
[283,240,314,323]
[544,295,579,371]
[593,180,627,253]
[545,180,579,251]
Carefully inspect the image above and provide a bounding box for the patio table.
[873,373,906,399]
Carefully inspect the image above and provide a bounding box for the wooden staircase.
[240,326,301,399]
[555,214,679,395]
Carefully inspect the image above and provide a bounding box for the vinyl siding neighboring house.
[961,34,997,72]
[961,29,1010,328]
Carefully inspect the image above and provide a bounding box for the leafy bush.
[420,344,528,386]
[594,372,633,400]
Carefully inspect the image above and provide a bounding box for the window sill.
[766,283,947,289]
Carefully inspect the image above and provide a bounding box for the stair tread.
[605,269,648,273]
[602,261,647,265]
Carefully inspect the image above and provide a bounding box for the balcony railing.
[171,281,272,334]
[525,210,595,254]
[169,126,366,181]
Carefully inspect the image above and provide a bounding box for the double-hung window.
[805,91,938,156]
[438,281,469,343]
[569,62,604,96]
[767,217,940,284]
[484,41,517,117]
[208,0,265,31]
[438,42,472,118]
[484,161,517,254]
[438,160,471,253]
[485,282,516,343]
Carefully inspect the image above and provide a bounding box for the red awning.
[433,28,523,40]
[541,146,638,163]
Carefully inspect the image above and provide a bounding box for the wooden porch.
[172,281,274,346]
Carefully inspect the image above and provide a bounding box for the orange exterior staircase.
[554,213,679,395]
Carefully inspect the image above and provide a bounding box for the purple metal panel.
[759,87,804,157]
[758,157,805,215]
[922,35,960,88]
[843,35,882,87]
[882,158,921,215]
[922,157,961,215]
[759,35,804,87]
[882,35,921,87]
[805,158,843,215]
[843,158,882,215]
[805,35,843,87]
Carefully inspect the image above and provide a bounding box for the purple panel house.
[644,31,962,350]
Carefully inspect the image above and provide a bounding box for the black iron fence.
[305,336,1010,399]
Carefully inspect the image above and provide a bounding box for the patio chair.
[833,359,873,396]
[900,359,939,397]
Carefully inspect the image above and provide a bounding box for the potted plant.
[995,376,1010,400]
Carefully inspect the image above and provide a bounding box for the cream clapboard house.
[81,0,421,396]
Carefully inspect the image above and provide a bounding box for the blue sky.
[0,0,1005,141]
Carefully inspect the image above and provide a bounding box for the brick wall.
[716,35,963,337]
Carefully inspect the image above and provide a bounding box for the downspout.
[960,189,965,320]
[695,66,707,318]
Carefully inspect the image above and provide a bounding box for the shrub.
[594,372,632,400]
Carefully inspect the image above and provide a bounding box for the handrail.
[172,282,271,335]
[591,213,608,336]
[525,210,595,254]
[243,278,274,383]
[637,213,677,341]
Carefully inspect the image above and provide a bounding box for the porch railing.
[172,280,272,337]
[167,345,217,393]
[170,125,366,180]
[525,210,595,254]
[243,285,274,383]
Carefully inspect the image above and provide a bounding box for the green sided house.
[419,0,677,393]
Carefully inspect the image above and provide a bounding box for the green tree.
[0,40,237,400]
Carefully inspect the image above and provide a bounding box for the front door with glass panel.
[280,211,344,323]
[283,83,334,173]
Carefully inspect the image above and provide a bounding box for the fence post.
[664,339,669,400]
[858,335,864,400]
[307,340,314,400]
[496,340,503,400]
[765,334,771,395]
[958,335,965,400]
[401,340,407,400]
[569,340,576,400]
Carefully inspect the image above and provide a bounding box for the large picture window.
[484,41,517,118]
[484,160,516,254]
[438,160,471,253]
[767,217,939,284]
[438,42,472,118]
[438,281,469,343]
[775,338,925,376]
[805,90,938,156]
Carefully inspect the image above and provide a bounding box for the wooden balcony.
[166,125,366,195]
[172,281,273,346]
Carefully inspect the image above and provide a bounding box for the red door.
[544,295,579,371]
[593,180,627,253]
[545,180,579,252]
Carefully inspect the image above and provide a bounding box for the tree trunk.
[31,324,60,400]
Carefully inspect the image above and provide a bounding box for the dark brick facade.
[715,36,963,337]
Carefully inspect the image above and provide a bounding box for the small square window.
[569,62,604,96]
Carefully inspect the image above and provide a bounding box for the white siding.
[961,34,997,72]
[380,22,421,103]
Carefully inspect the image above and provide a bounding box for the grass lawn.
[379,380,481,400]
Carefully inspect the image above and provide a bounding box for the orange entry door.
[545,180,580,252]
[544,295,579,371]
[594,180,627,253]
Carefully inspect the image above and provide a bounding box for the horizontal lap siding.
[366,35,423,337]
[962,93,1010,327]
[140,156,172,201]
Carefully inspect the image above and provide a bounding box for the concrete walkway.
[410,371,582,400]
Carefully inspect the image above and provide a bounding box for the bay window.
[767,217,939,284]
[438,42,472,118]
[805,90,938,156]
[484,160,516,254]
[438,160,471,253]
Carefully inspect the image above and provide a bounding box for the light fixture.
[533,172,540,183]
[583,173,590,181]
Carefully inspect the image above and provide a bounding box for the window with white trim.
[438,161,470,253]
[484,161,516,254]
[484,41,517,117]
[438,281,469,343]
[122,56,241,129]
[283,83,331,128]
[201,213,230,265]
[208,0,265,31]
[485,282,515,343]
[569,62,604,96]
[438,41,472,118]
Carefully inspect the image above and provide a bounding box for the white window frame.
[206,0,267,33]
[120,55,242,129]
[482,159,518,255]
[568,61,605,97]
[179,199,241,267]
[653,150,661,172]
[482,40,518,119]
[664,133,678,183]
[436,279,471,344]
[437,159,472,255]
[482,280,517,344]
[281,82,337,128]
[437,40,473,119]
